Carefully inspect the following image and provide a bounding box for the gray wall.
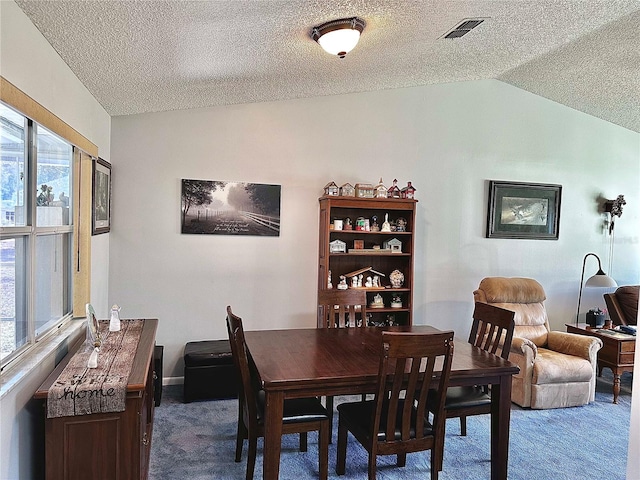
[110,80,639,381]
[0,2,111,479]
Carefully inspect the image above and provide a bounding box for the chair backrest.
[473,277,550,347]
[604,286,639,326]
[372,331,454,452]
[469,302,515,359]
[226,306,258,430]
[317,289,367,328]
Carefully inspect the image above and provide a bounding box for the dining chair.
[317,289,368,439]
[226,306,330,480]
[431,302,515,471]
[336,330,455,480]
[317,289,368,328]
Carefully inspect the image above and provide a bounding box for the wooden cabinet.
[318,196,417,326]
[34,319,158,480]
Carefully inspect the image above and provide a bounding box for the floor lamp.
[576,252,618,325]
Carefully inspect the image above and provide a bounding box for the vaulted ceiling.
[15,0,640,133]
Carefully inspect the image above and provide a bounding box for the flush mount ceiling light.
[311,17,365,58]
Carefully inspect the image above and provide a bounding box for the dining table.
[244,325,519,480]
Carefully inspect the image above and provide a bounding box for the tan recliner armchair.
[474,277,603,409]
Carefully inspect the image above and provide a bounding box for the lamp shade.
[585,271,618,288]
[576,253,618,325]
[312,17,365,58]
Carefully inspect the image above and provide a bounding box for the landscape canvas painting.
[181,179,281,236]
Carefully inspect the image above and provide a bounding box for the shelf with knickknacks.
[318,193,417,326]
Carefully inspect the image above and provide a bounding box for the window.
[1,102,74,366]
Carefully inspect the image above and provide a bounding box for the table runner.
[47,319,144,418]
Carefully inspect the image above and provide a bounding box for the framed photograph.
[92,157,111,235]
[181,179,281,236]
[487,181,561,240]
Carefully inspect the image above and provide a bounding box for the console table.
[566,323,635,404]
[34,319,158,480]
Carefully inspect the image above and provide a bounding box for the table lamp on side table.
[576,252,618,325]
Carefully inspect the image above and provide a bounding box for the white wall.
[110,80,640,381]
[0,2,111,479]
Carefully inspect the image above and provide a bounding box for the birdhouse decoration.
[355,183,374,198]
[387,179,401,198]
[383,237,402,253]
[374,178,387,198]
[329,239,347,253]
[340,182,355,197]
[324,182,339,196]
[400,181,416,199]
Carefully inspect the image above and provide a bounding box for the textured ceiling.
[14,0,640,132]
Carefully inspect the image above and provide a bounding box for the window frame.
[0,77,95,372]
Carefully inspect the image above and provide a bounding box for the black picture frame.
[92,157,111,235]
[487,181,561,240]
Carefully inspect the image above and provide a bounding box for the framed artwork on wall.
[92,157,111,235]
[487,181,561,240]
[181,179,281,236]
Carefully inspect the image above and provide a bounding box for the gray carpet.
[149,371,632,479]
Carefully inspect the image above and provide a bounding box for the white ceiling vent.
[442,18,486,39]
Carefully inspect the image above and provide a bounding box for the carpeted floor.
[149,371,632,479]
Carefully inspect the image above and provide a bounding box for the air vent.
[442,18,486,39]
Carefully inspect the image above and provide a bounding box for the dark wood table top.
[244,325,519,394]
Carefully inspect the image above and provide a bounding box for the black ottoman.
[183,340,238,402]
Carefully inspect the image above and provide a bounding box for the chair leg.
[318,421,330,480]
[336,417,348,475]
[460,416,467,436]
[299,432,308,452]
[431,447,440,480]
[368,451,377,480]
[436,419,446,472]
[397,452,406,467]
[246,435,257,480]
[235,422,245,462]
[326,396,334,443]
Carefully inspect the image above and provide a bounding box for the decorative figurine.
[383,237,402,253]
[365,276,373,288]
[391,295,402,308]
[327,270,333,289]
[370,215,379,232]
[401,181,416,199]
[357,274,363,288]
[344,217,352,230]
[374,177,387,198]
[324,181,339,196]
[381,213,391,232]
[355,183,374,198]
[339,182,355,197]
[337,275,348,290]
[395,217,407,232]
[352,276,358,288]
[370,293,384,308]
[109,304,121,332]
[373,275,380,287]
[387,179,401,198]
[389,269,405,288]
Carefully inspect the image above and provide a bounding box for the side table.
[566,323,635,404]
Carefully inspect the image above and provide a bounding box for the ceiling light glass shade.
[312,17,365,58]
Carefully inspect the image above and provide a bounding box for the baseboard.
[163,376,183,386]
